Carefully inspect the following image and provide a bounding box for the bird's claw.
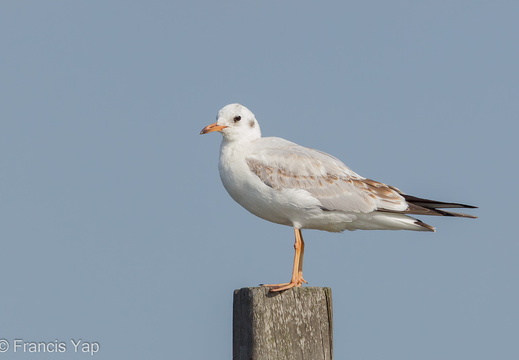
[261,276,308,292]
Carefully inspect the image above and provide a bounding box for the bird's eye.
[233,116,241,123]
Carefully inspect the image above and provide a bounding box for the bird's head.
[200,103,261,142]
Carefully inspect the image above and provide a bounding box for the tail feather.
[414,218,436,232]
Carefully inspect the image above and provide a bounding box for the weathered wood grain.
[233,287,333,360]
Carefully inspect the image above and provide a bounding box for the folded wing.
[246,138,408,213]
[246,137,477,218]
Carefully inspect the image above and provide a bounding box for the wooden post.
[233,287,333,360]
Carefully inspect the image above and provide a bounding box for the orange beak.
[200,122,228,135]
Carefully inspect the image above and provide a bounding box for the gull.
[200,103,477,291]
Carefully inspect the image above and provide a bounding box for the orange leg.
[262,228,308,292]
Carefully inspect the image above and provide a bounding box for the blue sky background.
[1,1,517,359]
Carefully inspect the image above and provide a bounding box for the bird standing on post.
[200,103,477,292]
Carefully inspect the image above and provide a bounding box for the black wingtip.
[463,204,478,209]
[403,195,477,210]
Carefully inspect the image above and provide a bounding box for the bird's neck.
[222,130,261,144]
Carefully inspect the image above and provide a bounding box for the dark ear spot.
[249,120,255,128]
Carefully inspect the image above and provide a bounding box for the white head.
[200,103,261,142]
